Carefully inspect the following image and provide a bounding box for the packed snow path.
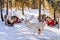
[0,20,60,40]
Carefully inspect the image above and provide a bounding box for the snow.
[0,8,60,40]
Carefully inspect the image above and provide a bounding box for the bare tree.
[10,0,12,17]
[6,0,8,16]
[38,0,41,22]
[47,0,57,20]
[0,0,4,21]
[22,0,24,15]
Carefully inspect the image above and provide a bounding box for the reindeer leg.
[36,26,41,34]
[38,29,41,34]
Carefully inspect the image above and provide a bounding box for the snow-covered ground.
[0,8,60,40]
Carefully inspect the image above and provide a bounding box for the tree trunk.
[15,0,16,8]
[0,1,4,21]
[22,0,24,15]
[6,0,8,15]
[10,0,12,17]
[32,0,35,9]
[38,0,41,22]
[54,9,56,20]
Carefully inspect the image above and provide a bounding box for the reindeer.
[24,15,45,34]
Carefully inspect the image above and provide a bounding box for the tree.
[28,0,32,9]
[15,0,24,15]
[0,0,4,21]
[22,0,24,15]
[47,0,57,20]
[9,0,12,17]
[15,0,18,10]
[32,0,39,9]
[24,0,30,9]
[6,0,8,16]
[38,0,41,22]
[51,1,57,20]
[32,0,35,9]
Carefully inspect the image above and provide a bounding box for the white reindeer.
[24,15,45,34]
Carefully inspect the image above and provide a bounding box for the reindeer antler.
[24,15,34,21]
[27,15,34,21]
